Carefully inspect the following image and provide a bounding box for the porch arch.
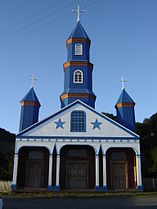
[60,145,95,190]
[17,146,49,189]
[106,147,136,190]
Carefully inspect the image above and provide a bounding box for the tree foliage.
[137,113,157,177]
[0,128,15,180]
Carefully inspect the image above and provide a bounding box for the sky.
[0,0,157,134]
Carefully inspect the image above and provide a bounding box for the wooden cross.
[29,75,37,88]
[120,76,127,90]
[72,0,85,22]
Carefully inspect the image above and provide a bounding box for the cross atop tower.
[72,0,85,22]
[120,76,127,90]
[29,75,37,88]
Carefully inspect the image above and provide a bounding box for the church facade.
[11,14,143,191]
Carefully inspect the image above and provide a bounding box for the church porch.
[16,147,49,190]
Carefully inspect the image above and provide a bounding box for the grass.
[1,191,157,199]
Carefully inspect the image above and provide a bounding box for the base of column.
[47,185,60,191]
[137,185,144,191]
[11,184,16,191]
[95,186,108,192]
[102,186,108,191]
[95,186,101,191]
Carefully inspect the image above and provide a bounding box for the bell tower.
[60,3,96,108]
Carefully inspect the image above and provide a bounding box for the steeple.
[115,78,136,132]
[19,86,41,132]
[60,4,96,108]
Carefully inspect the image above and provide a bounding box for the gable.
[18,101,139,139]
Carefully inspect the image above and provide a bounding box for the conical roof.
[69,20,90,40]
[116,89,135,105]
[21,87,40,103]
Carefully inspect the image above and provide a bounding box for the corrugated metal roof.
[69,20,90,39]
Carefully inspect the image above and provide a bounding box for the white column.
[95,154,99,188]
[48,154,53,186]
[12,154,19,189]
[56,154,60,187]
[136,154,143,190]
[103,155,107,187]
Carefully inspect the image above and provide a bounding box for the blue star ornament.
[91,119,102,129]
[55,118,65,129]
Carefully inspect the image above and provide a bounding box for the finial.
[72,0,85,22]
[29,75,37,88]
[120,76,127,90]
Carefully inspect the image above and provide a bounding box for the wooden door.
[66,161,88,189]
[111,162,128,189]
[25,161,43,188]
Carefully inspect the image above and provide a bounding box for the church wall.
[64,65,93,90]
[19,103,139,138]
[67,42,90,61]
[15,138,140,159]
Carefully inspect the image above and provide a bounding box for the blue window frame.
[71,111,86,132]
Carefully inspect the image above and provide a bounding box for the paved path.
[3,196,157,209]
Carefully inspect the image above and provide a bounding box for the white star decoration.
[55,118,65,129]
[91,119,102,129]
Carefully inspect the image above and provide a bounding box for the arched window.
[71,110,86,132]
[74,70,83,83]
[75,43,83,55]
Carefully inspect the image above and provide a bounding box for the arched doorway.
[106,148,136,190]
[17,147,49,189]
[60,145,95,190]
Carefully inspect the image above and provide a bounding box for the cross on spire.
[120,76,127,90]
[72,0,85,22]
[29,75,37,88]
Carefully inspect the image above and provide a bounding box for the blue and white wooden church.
[12,4,143,191]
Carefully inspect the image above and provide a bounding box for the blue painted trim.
[102,186,108,191]
[17,135,139,140]
[48,185,60,191]
[11,184,16,190]
[137,185,144,191]
[136,154,141,157]
[47,186,60,191]
[95,186,108,191]
[17,100,139,138]
[95,186,102,191]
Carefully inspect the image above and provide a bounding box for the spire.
[115,78,136,132]
[69,20,90,40]
[72,0,85,22]
[60,6,96,109]
[21,87,40,103]
[19,85,41,132]
[116,88,135,105]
